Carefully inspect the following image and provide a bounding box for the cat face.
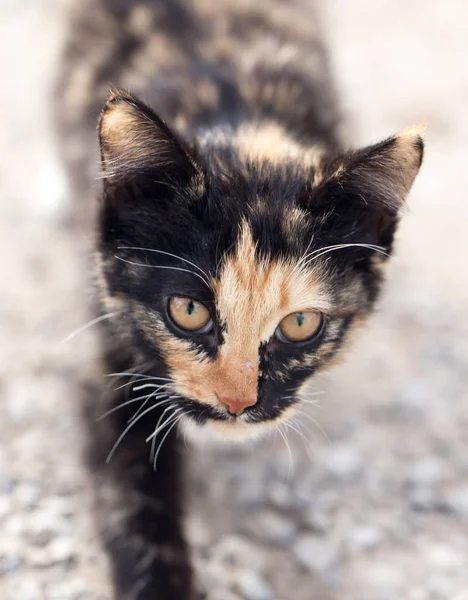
[97,91,423,440]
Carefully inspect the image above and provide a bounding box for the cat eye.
[276,310,323,343]
[168,296,213,333]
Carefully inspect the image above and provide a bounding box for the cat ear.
[98,89,200,187]
[328,126,424,209]
[312,126,424,244]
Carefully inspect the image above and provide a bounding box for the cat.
[57,0,424,598]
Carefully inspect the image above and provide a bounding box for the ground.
[1,1,468,599]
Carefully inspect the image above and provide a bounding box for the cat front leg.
[84,379,194,600]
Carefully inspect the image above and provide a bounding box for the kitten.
[57,0,424,598]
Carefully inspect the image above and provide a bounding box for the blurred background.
[1,1,467,599]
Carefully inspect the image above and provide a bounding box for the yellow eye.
[168,296,212,332]
[277,310,323,343]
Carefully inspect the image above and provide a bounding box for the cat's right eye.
[276,310,323,343]
[168,296,213,333]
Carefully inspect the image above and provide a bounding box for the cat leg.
[83,379,194,600]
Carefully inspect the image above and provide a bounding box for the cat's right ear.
[98,89,201,193]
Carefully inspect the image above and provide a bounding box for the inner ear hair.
[328,124,425,213]
[98,89,198,183]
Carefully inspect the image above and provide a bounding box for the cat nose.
[218,395,257,416]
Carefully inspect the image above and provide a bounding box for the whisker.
[148,401,182,460]
[114,256,211,288]
[152,412,185,471]
[106,372,156,380]
[113,377,161,391]
[303,243,388,267]
[283,417,316,463]
[96,393,165,422]
[294,409,330,444]
[106,402,169,464]
[148,405,182,464]
[276,422,294,477]
[129,395,178,425]
[62,312,120,343]
[133,382,174,392]
[118,246,211,282]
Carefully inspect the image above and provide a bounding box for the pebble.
[236,569,273,600]
[6,578,42,600]
[45,579,84,600]
[320,445,364,482]
[0,474,13,495]
[293,534,340,574]
[409,487,439,512]
[0,552,22,575]
[347,525,383,552]
[4,380,34,424]
[13,482,41,508]
[441,486,468,517]
[302,491,339,533]
[209,535,265,570]
[45,537,76,564]
[207,590,241,600]
[246,510,296,546]
[406,457,445,487]
[0,496,12,520]
[353,560,406,590]
[424,544,464,570]
[391,381,427,421]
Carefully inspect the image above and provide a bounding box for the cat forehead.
[213,221,331,344]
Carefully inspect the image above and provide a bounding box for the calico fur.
[57,1,424,598]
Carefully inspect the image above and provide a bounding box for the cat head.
[97,90,423,440]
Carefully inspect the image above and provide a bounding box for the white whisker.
[133,382,173,392]
[106,372,156,380]
[129,395,177,425]
[276,422,294,477]
[106,402,170,464]
[152,412,185,471]
[284,417,316,463]
[148,406,182,464]
[118,246,211,282]
[303,243,388,267]
[113,377,162,391]
[96,393,165,422]
[114,256,211,288]
[295,409,330,444]
[62,312,120,343]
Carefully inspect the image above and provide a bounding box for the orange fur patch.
[155,220,332,416]
[235,121,323,168]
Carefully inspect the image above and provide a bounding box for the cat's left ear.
[311,126,425,244]
[98,89,200,188]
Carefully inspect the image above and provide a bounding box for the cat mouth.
[176,397,293,440]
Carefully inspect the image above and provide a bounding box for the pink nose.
[219,395,257,416]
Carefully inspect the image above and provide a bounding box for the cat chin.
[178,405,298,444]
[178,413,277,444]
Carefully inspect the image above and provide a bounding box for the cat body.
[57,1,423,598]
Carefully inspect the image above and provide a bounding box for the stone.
[246,510,296,546]
[442,486,468,517]
[209,535,265,570]
[45,537,76,564]
[409,486,439,512]
[348,525,383,552]
[320,445,364,482]
[236,569,273,600]
[0,552,22,575]
[406,457,445,487]
[293,535,340,574]
[13,482,41,508]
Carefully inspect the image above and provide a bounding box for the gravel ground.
[1,1,468,599]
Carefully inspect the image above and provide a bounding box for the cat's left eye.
[276,310,323,343]
[168,296,213,333]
